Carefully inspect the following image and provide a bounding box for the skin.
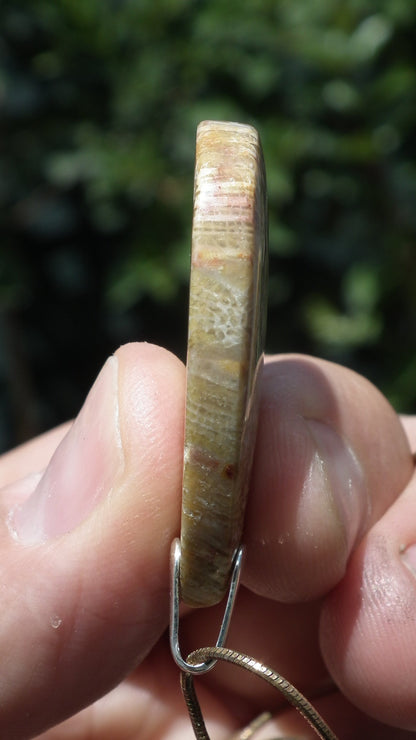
[0,342,416,739]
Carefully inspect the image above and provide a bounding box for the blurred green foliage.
[1,0,416,449]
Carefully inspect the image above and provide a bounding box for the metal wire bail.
[169,538,244,675]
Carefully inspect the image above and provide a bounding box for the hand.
[0,343,415,739]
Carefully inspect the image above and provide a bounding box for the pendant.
[180,120,268,609]
[170,121,338,740]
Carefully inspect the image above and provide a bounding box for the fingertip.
[0,342,186,737]
[320,479,416,729]
[115,341,185,493]
[243,355,413,603]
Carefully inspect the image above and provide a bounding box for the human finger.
[320,424,416,730]
[243,355,413,602]
[0,343,185,739]
[0,423,70,489]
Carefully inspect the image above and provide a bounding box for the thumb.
[0,343,185,739]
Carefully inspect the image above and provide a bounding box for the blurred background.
[1,0,416,452]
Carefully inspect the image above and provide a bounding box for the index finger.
[243,354,413,602]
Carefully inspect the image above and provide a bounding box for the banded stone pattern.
[180,120,268,607]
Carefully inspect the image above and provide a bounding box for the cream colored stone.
[180,121,268,607]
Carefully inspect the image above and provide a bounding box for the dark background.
[1,0,416,452]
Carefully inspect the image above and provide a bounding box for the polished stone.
[180,120,268,607]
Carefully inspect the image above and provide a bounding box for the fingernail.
[11,356,124,543]
[303,419,369,549]
[400,544,416,578]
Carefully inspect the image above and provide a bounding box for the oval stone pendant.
[180,120,268,608]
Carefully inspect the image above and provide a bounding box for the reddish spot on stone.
[223,463,236,479]
[190,447,220,470]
